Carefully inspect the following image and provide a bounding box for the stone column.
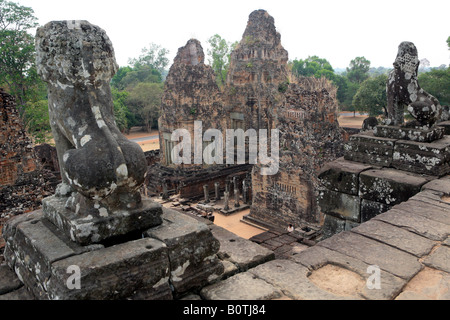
[233,177,240,207]
[242,180,248,204]
[223,191,230,211]
[162,182,169,200]
[203,184,210,203]
[214,182,220,200]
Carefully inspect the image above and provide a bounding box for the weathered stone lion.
[35,21,147,214]
[386,41,442,127]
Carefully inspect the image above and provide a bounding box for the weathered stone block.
[344,132,396,166]
[360,199,392,222]
[392,136,450,176]
[144,208,223,295]
[43,195,163,245]
[47,238,172,300]
[359,168,430,206]
[438,121,450,135]
[321,214,346,240]
[210,225,275,271]
[0,264,22,295]
[374,125,445,142]
[318,189,360,222]
[318,157,372,195]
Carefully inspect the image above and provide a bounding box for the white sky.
[19,0,450,69]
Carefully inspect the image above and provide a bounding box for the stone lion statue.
[35,21,147,214]
[386,41,442,128]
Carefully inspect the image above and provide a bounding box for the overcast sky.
[19,0,450,70]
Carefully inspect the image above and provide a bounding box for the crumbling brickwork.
[0,88,56,218]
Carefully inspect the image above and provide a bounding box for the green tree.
[111,87,131,132]
[126,82,163,132]
[207,34,237,87]
[352,74,388,116]
[291,55,335,80]
[128,43,169,75]
[346,56,371,84]
[0,0,41,112]
[418,68,450,106]
[113,65,162,90]
[22,99,51,144]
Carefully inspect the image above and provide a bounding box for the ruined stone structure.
[224,9,289,132]
[2,20,223,300]
[318,42,450,239]
[149,39,253,199]
[232,12,345,230]
[151,9,344,232]
[0,89,56,218]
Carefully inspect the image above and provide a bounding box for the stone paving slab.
[317,231,422,280]
[373,208,450,241]
[248,259,360,300]
[395,267,450,300]
[289,245,406,300]
[249,231,278,243]
[423,246,450,273]
[410,190,450,210]
[351,219,436,257]
[200,272,283,300]
[210,225,275,271]
[422,178,450,194]
[390,199,450,226]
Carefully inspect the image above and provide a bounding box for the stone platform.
[1,178,449,300]
[1,204,224,300]
[320,127,450,239]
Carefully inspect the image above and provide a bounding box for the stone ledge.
[374,125,445,142]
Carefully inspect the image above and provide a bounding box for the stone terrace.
[1,174,449,300]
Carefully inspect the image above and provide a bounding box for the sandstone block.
[392,136,450,176]
[360,199,392,222]
[47,238,172,300]
[318,189,360,222]
[359,168,430,206]
[321,214,346,240]
[43,195,163,245]
[318,157,372,195]
[344,132,396,166]
[144,208,223,295]
[374,125,445,142]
